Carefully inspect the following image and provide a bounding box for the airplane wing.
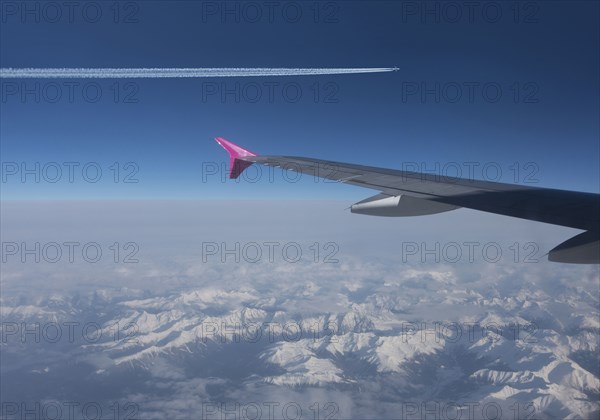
[215,137,600,264]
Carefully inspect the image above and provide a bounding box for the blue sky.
[1,4,599,415]
[1,0,598,199]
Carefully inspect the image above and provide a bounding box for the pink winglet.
[214,137,258,179]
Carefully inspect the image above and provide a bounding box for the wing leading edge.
[214,137,600,264]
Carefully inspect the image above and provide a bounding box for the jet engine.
[548,230,600,264]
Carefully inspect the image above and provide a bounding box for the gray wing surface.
[215,137,599,263]
[246,155,599,232]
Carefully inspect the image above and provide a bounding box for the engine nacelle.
[350,193,460,217]
[548,230,600,264]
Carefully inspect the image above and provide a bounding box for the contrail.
[0,67,398,79]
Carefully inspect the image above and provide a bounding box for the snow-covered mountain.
[2,261,598,419]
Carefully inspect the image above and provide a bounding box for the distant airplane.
[215,137,599,264]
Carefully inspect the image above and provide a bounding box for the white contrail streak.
[0,67,398,78]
